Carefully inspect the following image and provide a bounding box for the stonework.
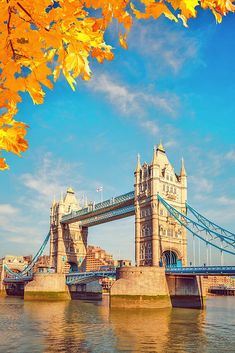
[134,143,187,267]
[50,188,88,274]
[110,266,171,308]
[24,273,70,300]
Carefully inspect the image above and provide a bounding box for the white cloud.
[139,119,159,135]
[129,21,202,75]
[190,175,213,196]
[225,150,235,162]
[90,73,179,117]
[20,153,82,206]
[0,204,19,216]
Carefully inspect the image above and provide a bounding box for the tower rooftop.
[157,141,165,153]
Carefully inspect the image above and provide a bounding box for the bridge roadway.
[4,266,235,285]
[61,191,135,226]
[65,266,235,285]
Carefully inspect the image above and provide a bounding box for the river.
[0,296,234,353]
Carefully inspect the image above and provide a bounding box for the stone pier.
[110,267,206,309]
[24,273,70,301]
[110,267,171,309]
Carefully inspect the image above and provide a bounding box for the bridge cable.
[157,195,235,256]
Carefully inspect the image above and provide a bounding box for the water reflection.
[0,297,234,353]
[109,306,206,353]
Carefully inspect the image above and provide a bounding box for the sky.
[1,9,235,266]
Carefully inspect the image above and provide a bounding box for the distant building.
[86,245,114,272]
[117,259,132,267]
[204,275,235,291]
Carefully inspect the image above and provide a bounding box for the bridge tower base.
[110,267,206,309]
[110,267,171,309]
[24,273,70,301]
[166,275,206,309]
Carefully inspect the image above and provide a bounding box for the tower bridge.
[2,143,235,308]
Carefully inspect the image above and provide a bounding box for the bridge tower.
[134,143,187,267]
[50,188,88,273]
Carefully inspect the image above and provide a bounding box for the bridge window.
[160,209,163,216]
[162,250,177,267]
[141,226,151,237]
[163,184,165,191]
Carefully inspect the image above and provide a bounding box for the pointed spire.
[157,140,165,153]
[152,145,158,165]
[135,153,141,172]
[67,186,74,194]
[59,191,64,204]
[52,194,56,206]
[180,158,186,177]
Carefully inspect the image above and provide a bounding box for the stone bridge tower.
[49,188,88,273]
[134,143,187,267]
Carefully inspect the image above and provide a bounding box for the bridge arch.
[161,249,181,267]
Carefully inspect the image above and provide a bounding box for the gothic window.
[160,209,163,216]
[166,174,169,181]
[174,187,176,194]
[140,244,145,260]
[170,175,173,182]
[141,225,151,237]
[146,242,152,259]
[163,184,165,191]
[166,185,169,192]
[170,186,173,193]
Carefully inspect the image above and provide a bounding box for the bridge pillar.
[166,275,206,309]
[134,143,188,268]
[110,266,171,308]
[50,188,88,274]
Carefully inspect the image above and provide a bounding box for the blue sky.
[1,10,235,265]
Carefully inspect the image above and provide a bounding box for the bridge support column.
[135,203,141,266]
[24,273,70,301]
[166,275,206,309]
[110,267,171,308]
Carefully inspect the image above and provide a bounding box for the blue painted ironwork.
[187,203,235,244]
[3,273,33,283]
[166,266,235,275]
[61,191,135,224]
[157,195,235,256]
[66,270,116,285]
[4,232,50,279]
[80,204,135,227]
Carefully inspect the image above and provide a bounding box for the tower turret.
[180,158,186,177]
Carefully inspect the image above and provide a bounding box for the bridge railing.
[62,191,135,223]
[165,266,235,275]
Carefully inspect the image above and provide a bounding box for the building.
[134,143,187,267]
[204,276,235,291]
[86,245,115,272]
[117,259,132,267]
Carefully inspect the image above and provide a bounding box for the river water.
[0,296,234,353]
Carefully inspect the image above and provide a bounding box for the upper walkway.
[61,191,135,226]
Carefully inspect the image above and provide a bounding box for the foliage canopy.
[0,0,234,170]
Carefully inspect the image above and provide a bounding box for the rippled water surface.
[0,296,234,353]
